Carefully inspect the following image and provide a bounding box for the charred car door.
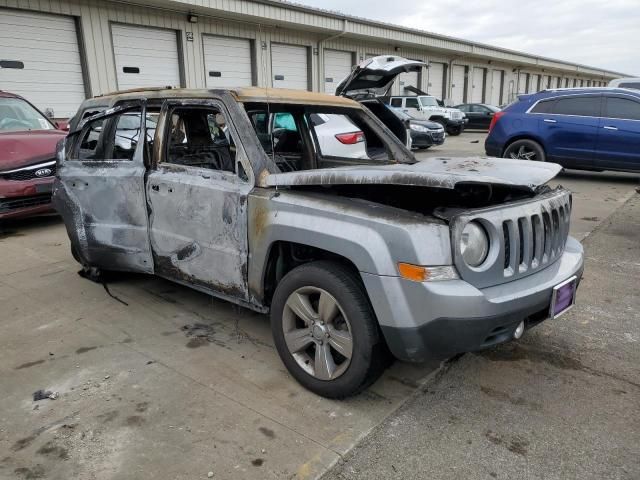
[146,99,251,302]
[54,102,154,273]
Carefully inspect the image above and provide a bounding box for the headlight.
[460,222,489,267]
[410,123,429,132]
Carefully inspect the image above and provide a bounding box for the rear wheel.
[503,139,546,162]
[270,261,387,398]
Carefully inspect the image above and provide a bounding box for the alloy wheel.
[509,145,537,160]
[282,286,353,381]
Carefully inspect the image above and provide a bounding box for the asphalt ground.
[1,132,638,479]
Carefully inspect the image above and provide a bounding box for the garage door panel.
[324,49,352,93]
[112,24,181,91]
[489,70,502,106]
[450,65,466,104]
[0,12,77,32]
[396,70,419,95]
[203,35,253,88]
[0,9,86,118]
[471,68,485,103]
[271,44,309,90]
[428,62,445,99]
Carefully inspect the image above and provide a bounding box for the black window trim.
[526,92,604,118]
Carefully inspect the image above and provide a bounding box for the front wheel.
[503,139,546,162]
[447,126,462,136]
[270,261,387,398]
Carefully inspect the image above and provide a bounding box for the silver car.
[54,87,584,398]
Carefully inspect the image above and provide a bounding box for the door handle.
[151,184,159,191]
[603,126,618,131]
[543,119,557,123]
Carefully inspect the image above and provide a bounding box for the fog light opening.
[513,321,525,340]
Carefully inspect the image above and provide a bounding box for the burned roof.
[84,86,359,109]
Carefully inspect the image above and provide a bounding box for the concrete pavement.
[0,133,638,479]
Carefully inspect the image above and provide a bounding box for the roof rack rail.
[96,85,176,98]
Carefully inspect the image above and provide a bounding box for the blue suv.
[485,88,640,172]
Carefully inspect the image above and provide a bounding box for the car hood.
[260,157,562,193]
[0,130,67,170]
[335,56,427,97]
[411,119,444,129]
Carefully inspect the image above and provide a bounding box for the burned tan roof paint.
[230,87,360,107]
[91,87,360,108]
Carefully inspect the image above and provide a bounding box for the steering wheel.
[0,118,34,130]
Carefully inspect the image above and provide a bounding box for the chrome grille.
[452,189,572,289]
[0,160,56,181]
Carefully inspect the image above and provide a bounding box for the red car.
[0,91,68,220]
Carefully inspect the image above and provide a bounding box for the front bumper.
[0,178,55,220]
[362,236,584,362]
[484,136,502,157]
[411,130,445,147]
[445,118,466,128]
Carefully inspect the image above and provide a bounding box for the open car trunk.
[335,56,427,98]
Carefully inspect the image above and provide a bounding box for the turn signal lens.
[398,263,428,282]
[397,264,460,282]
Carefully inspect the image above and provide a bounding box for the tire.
[447,126,462,136]
[503,139,546,162]
[270,260,387,398]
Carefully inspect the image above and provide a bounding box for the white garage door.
[203,35,252,88]
[396,68,419,95]
[112,24,181,91]
[518,73,529,94]
[471,67,485,103]
[541,75,550,90]
[271,44,309,90]
[427,62,445,99]
[0,9,85,118]
[529,74,540,93]
[489,69,502,106]
[450,65,466,104]
[324,49,352,93]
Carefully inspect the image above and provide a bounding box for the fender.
[247,187,451,303]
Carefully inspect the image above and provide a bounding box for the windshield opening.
[0,97,55,132]
[419,97,439,107]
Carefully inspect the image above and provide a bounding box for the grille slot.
[0,194,52,213]
[454,190,572,289]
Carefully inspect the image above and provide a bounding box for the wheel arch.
[502,135,547,158]
[258,241,365,309]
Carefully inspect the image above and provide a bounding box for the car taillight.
[488,111,505,133]
[335,131,365,144]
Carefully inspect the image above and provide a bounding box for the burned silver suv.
[54,87,584,398]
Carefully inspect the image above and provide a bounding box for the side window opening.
[248,109,307,173]
[552,96,601,117]
[164,106,236,173]
[604,97,640,121]
[72,107,142,161]
[531,99,555,114]
[390,98,402,107]
[405,98,419,109]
